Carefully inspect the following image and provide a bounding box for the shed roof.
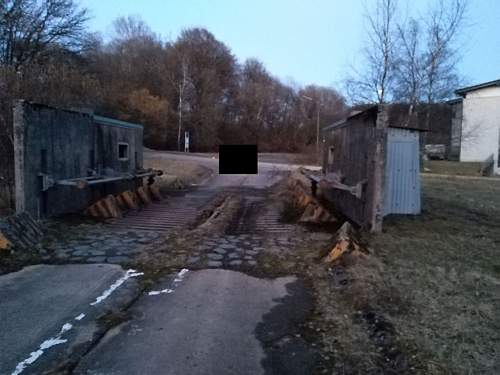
[455,79,500,97]
[93,115,143,130]
[323,104,427,133]
[446,97,463,105]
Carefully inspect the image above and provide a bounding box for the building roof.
[446,98,463,105]
[93,115,143,130]
[322,104,428,133]
[455,79,500,97]
[322,106,377,132]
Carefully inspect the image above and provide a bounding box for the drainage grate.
[228,197,296,235]
[107,187,218,233]
[254,205,296,234]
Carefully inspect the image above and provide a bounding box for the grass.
[144,156,213,192]
[422,160,486,176]
[369,175,500,374]
[267,174,500,374]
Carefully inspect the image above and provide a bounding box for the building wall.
[460,87,500,173]
[94,117,144,174]
[321,107,386,231]
[14,101,143,218]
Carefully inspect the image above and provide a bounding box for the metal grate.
[107,187,218,232]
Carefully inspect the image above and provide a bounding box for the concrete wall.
[94,116,143,174]
[14,101,144,218]
[460,87,500,173]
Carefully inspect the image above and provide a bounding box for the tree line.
[0,0,468,208]
[0,2,347,155]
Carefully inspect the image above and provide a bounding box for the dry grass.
[267,175,500,374]
[144,156,213,191]
[422,160,486,176]
[369,175,500,374]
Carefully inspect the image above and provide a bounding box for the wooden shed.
[320,104,425,232]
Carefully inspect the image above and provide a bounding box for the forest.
[0,3,347,155]
[0,0,467,208]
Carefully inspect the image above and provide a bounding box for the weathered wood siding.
[322,107,387,230]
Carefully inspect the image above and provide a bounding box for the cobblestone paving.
[42,226,161,264]
[187,234,296,269]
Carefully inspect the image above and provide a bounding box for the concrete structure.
[13,101,149,218]
[449,79,500,174]
[321,105,425,231]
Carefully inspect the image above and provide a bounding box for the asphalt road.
[145,150,320,188]
[0,264,141,375]
[0,152,318,374]
[74,269,313,375]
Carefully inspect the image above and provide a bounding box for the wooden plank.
[370,105,388,232]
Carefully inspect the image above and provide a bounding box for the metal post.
[316,105,320,162]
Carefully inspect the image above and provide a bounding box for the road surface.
[74,269,315,375]
[0,152,320,374]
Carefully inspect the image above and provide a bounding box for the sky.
[80,0,500,90]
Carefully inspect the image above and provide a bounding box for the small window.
[118,143,129,161]
[328,146,335,165]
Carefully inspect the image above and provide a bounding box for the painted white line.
[11,323,73,375]
[174,268,189,282]
[148,268,189,297]
[90,269,144,306]
[74,313,85,321]
[148,288,173,296]
[11,269,143,375]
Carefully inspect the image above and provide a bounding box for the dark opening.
[118,143,129,160]
[40,149,47,216]
[89,149,95,170]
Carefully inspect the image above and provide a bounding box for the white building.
[449,79,500,175]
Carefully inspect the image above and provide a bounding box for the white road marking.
[74,313,86,321]
[90,269,144,306]
[11,323,73,375]
[11,268,144,374]
[148,268,189,297]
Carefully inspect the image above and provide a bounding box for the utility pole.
[315,104,320,160]
[177,84,183,151]
[301,95,321,163]
[177,60,188,152]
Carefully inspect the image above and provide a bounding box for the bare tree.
[393,18,423,105]
[112,15,152,41]
[422,0,467,104]
[0,0,89,69]
[345,0,398,104]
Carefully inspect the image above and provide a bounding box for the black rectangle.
[219,145,258,174]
